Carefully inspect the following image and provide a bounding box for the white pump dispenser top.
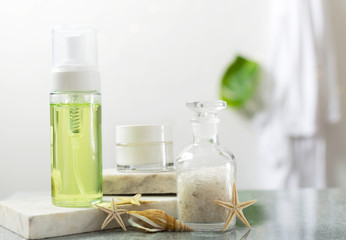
[51,25,100,92]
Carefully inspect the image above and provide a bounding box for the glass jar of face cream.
[116,124,174,171]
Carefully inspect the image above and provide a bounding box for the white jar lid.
[116,124,172,144]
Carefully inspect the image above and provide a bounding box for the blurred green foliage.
[220,55,260,108]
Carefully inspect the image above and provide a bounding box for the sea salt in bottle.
[176,101,236,231]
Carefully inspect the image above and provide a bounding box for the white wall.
[0,0,345,200]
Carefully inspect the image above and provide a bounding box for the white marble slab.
[0,195,177,239]
[103,169,177,195]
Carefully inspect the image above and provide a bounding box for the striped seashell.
[128,209,193,232]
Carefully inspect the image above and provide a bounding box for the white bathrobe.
[255,0,340,189]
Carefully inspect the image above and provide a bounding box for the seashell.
[128,209,193,232]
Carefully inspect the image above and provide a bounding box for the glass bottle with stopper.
[176,101,236,231]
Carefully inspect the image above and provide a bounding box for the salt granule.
[177,165,233,223]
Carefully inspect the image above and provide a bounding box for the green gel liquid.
[50,103,102,207]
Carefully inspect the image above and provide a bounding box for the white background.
[0,0,346,200]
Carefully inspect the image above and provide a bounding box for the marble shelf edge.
[0,195,177,239]
[103,169,177,195]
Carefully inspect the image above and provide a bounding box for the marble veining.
[0,195,176,239]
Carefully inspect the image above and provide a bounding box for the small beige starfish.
[214,182,257,231]
[116,194,154,206]
[95,198,128,231]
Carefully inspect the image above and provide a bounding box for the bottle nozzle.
[51,25,100,91]
[52,25,97,70]
[65,34,86,65]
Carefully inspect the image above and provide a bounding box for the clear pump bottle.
[50,26,102,207]
[176,101,236,231]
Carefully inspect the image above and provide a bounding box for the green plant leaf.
[220,55,260,108]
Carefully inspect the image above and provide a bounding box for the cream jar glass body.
[176,101,236,231]
[116,124,174,172]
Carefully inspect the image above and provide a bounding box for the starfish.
[116,194,154,206]
[214,182,257,231]
[95,198,128,231]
